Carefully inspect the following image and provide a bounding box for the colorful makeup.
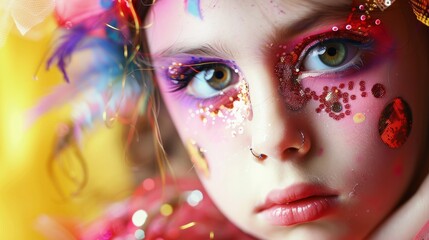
[274,7,393,120]
[345,1,388,34]
[184,0,203,20]
[275,31,387,121]
[186,140,210,177]
[313,81,370,120]
[378,97,412,149]
[163,57,251,134]
[274,31,370,112]
[188,80,251,134]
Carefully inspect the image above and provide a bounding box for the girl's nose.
[247,69,311,162]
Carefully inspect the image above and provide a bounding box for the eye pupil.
[318,42,347,67]
[215,70,225,79]
[327,47,337,56]
[203,65,233,91]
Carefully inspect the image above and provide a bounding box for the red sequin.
[371,83,386,98]
[378,97,412,149]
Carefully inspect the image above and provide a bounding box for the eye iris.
[206,65,232,90]
[319,42,347,67]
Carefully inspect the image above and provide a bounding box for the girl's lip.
[255,183,339,226]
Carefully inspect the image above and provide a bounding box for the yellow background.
[0,17,133,239]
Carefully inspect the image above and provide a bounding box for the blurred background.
[0,5,193,236]
[0,15,135,239]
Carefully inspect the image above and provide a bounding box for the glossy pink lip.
[256,183,338,226]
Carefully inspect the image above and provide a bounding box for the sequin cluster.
[305,81,385,121]
[313,81,368,120]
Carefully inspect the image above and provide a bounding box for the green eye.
[185,63,237,99]
[318,42,347,67]
[205,65,232,90]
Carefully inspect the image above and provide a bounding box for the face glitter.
[378,97,412,149]
[371,83,386,98]
[186,140,210,177]
[273,19,390,120]
[275,52,307,111]
[272,10,390,121]
[189,80,251,134]
[165,57,252,133]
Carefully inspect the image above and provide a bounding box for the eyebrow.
[271,2,352,42]
[157,41,236,59]
[155,1,356,59]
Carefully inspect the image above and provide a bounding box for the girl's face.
[146,0,428,239]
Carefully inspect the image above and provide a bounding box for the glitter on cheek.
[353,112,366,124]
[189,80,252,137]
[378,97,412,149]
[186,140,210,177]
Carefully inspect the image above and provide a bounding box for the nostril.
[280,130,310,160]
[281,147,300,159]
[286,147,300,153]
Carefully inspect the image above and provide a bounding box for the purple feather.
[46,26,90,83]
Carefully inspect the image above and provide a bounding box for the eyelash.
[291,30,377,79]
[163,58,242,105]
[162,30,380,104]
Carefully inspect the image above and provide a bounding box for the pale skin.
[145,0,429,239]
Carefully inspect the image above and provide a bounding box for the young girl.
[39,0,429,239]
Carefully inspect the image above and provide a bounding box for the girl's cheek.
[301,59,412,149]
[301,79,378,122]
[185,79,253,138]
[158,77,252,178]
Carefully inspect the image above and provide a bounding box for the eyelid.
[294,30,373,72]
[163,56,242,102]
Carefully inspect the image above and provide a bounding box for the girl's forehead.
[145,0,391,57]
[149,0,354,20]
